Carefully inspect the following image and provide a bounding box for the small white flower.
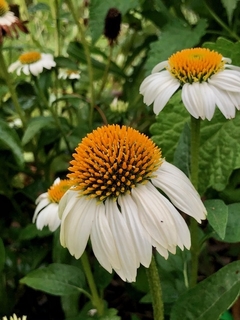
[33,178,73,232]
[140,47,240,120]
[110,97,128,113]
[59,125,207,282]
[8,51,56,76]
[2,314,27,320]
[58,68,81,80]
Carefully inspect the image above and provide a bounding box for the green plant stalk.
[189,116,201,288]
[33,76,72,155]
[146,255,164,320]
[81,251,104,316]
[53,0,61,56]
[204,1,240,40]
[66,0,95,128]
[0,46,27,129]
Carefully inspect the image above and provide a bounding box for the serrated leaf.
[221,0,239,24]
[170,261,240,320]
[203,37,240,66]
[89,0,140,43]
[0,119,24,168]
[22,116,55,145]
[204,199,228,239]
[145,18,207,74]
[20,263,85,296]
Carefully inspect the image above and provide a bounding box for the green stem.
[204,1,240,40]
[33,76,72,155]
[189,116,201,288]
[96,46,113,101]
[66,0,95,128]
[81,251,104,316]
[146,255,164,320]
[0,47,27,129]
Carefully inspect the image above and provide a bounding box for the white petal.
[118,194,152,267]
[8,61,21,73]
[29,62,43,76]
[90,203,121,272]
[153,80,180,114]
[151,60,169,73]
[21,65,30,76]
[152,161,207,222]
[33,197,49,222]
[209,70,240,92]
[209,85,236,118]
[105,199,138,282]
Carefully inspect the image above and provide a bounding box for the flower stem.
[81,251,104,316]
[189,116,201,288]
[0,46,27,129]
[146,255,164,320]
[66,0,95,129]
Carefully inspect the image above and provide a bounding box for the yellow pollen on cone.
[0,0,9,16]
[48,179,74,203]
[68,124,163,201]
[167,48,225,84]
[19,52,41,65]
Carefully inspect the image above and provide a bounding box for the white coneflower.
[58,68,81,80]
[33,178,73,232]
[59,125,206,282]
[140,47,240,120]
[8,52,56,76]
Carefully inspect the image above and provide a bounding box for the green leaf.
[145,18,208,74]
[22,116,55,145]
[0,238,5,272]
[221,0,239,24]
[170,261,240,320]
[204,200,228,239]
[89,0,140,43]
[19,224,52,240]
[0,119,24,168]
[221,203,240,243]
[203,37,240,66]
[20,263,86,296]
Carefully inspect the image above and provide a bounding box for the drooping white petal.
[33,197,49,222]
[209,85,236,118]
[131,182,178,249]
[29,62,43,76]
[153,79,180,114]
[90,202,121,272]
[35,203,59,230]
[8,60,21,73]
[226,91,240,110]
[151,60,169,73]
[21,65,30,76]
[60,196,96,259]
[152,161,207,223]
[209,70,240,92]
[118,194,152,268]
[105,199,138,282]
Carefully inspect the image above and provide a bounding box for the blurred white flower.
[0,0,28,42]
[2,314,27,320]
[110,97,128,113]
[8,51,56,76]
[33,178,73,232]
[59,125,207,282]
[58,68,81,80]
[140,47,240,120]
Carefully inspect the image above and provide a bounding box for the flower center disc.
[0,0,9,16]
[19,52,41,64]
[68,125,162,201]
[168,48,224,84]
[48,180,74,203]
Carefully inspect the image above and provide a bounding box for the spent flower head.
[33,178,74,232]
[0,0,28,43]
[59,125,206,282]
[140,47,240,120]
[8,51,56,76]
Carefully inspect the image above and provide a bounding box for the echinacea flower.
[8,51,56,76]
[58,68,81,80]
[140,47,240,120]
[2,314,27,320]
[59,125,206,282]
[0,0,28,43]
[33,178,74,232]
